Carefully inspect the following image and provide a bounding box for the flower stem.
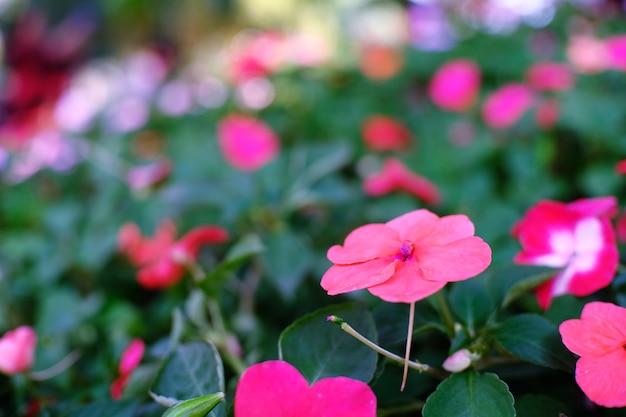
[327,316,448,379]
[436,291,455,337]
[29,350,81,381]
[401,302,415,391]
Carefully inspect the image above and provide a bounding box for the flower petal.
[385,209,439,239]
[304,377,377,417]
[327,224,400,264]
[413,214,475,246]
[575,351,626,407]
[234,361,308,417]
[567,196,617,218]
[321,259,397,295]
[416,236,492,282]
[137,259,185,289]
[367,259,446,303]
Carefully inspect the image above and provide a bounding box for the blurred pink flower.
[363,158,441,206]
[525,62,574,91]
[615,159,626,175]
[566,35,608,74]
[559,302,626,407]
[126,159,172,191]
[428,59,481,112]
[0,326,37,375]
[234,360,376,417]
[482,83,534,129]
[321,209,492,303]
[605,34,626,71]
[512,197,618,309]
[535,98,560,130]
[359,45,404,81]
[111,338,145,399]
[228,31,286,85]
[217,114,280,172]
[118,219,228,289]
[361,115,412,152]
[616,210,626,243]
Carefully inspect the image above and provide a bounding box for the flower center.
[399,240,414,261]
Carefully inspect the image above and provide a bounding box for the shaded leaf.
[423,371,515,417]
[279,302,377,384]
[162,392,225,417]
[486,265,556,307]
[450,280,493,330]
[63,400,139,417]
[515,394,572,417]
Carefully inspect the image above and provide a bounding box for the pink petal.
[428,59,481,112]
[559,302,626,357]
[567,196,618,218]
[412,214,475,246]
[575,351,626,407]
[0,326,37,375]
[304,377,377,417]
[361,115,412,152]
[327,224,400,265]
[367,259,446,303]
[416,236,492,282]
[234,361,308,417]
[119,339,145,375]
[482,83,534,129]
[386,209,439,238]
[321,259,397,295]
[525,62,574,92]
[137,259,185,289]
[174,226,229,259]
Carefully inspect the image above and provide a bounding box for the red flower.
[559,302,626,407]
[118,219,228,289]
[428,59,481,112]
[321,209,491,303]
[482,83,534,129]
[0,326,37,375]
[535,98,560,130]
[361,116,412,152]
[217,114,280,172]
[615,159,626,175]
[512,197,618,309]
[359,45,403,81]
[234,360,376,417]
[362,158,441,206]
[525,62,574,92]
[111,339,145,399]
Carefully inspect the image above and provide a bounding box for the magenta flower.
[428,59,481,112]
[605,34,626,72]
[111,338,145,399]
[0,326,37,375]
[217,114,280,172]
[362,158,441,206]
[525,62,574,92]
[512,197,618,309]
[361,115,412,152]
[118,219,228,289]
[321,209,491,303]
[234,360,376,417]
[482,83,534,129]
[559,302,626,407]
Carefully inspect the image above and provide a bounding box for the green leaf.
[278,302,377,384]
[449,281,493,330]
[260,229,314,300]
[63,400,139,417]
[422,371,515,417]
[162,392,225,417]
[515,394,572,417]
[486,265,556,308]
[493,314,576,371]
[151,341,225,417]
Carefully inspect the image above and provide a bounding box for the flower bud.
[442,348,476,373]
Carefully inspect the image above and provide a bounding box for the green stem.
[328,316,448,380]
[436,291,455,337]
[401,302,415,391]
[29,350,81,381]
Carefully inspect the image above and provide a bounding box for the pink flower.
[111,338,145,399]
[126,159,172,191]
[359,45,403,81]
[217,114,280,172]
[321,209,492,303]
[512,197,618,309]
[428,59,481,112]
[559,302,626,407]
[482,83,534,129]
[118,219,228,289]
[525,62,574,92]
[0,326,37,375]
[361,116,412,152]
[566,35,608,74]
[234,360,376,417]
[535,98,560,130]
[362,158,441,206]
[605,34,626,72]
[615,159,626,175]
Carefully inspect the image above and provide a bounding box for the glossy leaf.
[515,394,572,417]
[486,265,556,307]
[162,392,225,417]
[493,314,575,371]
[278,302,377,384]
[423,371,515,417]
[449,280,493,330]
[151,341,225,417]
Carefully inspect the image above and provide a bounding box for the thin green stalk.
[436,291,455,337]
[29,351,81,381]
[401,302,416,391]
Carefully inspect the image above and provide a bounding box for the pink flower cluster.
[512,196,618,309]
[118,219,228,289]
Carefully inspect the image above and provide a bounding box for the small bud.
[326,315,344,325]
[442,349,477,373]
